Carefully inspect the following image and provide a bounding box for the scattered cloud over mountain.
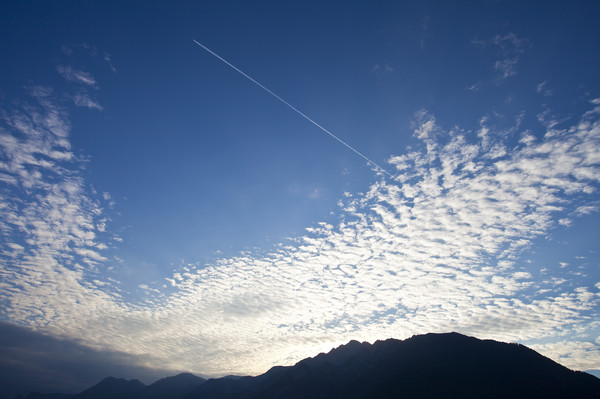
[1,47,599,381]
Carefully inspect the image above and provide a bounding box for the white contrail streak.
[192,39,393,177]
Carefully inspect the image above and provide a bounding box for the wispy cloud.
[420,15,431,49]
[494,57,519,79]
[537,81,553,97]
[492,33,529,55]
[574,205,598,216]
[62,42,117,73]
[466,82,482,92]
[56,66,97,86]
[288,183,328,200]
[473,32,529,81]
[62,42,98,57]
[371,63,395,74]
[73,92,103,110]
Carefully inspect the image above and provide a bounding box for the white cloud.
[531,340,600,371]
[494,57,518,79]
[1,84,600,377]
[374,63,394,73]
[537,81,553,96]
[492,33,529,54]
[107,100,598,375]
[308,188,325,199]
[574,205,598,216]
[103,53,117,73]
[559,218,572,226]
[61,43,117,73]
[0,87,118,335]
[466,82,481,92]
[475,32,528,81]
[411,109,437,140]
[73,93,103,111]
[56,66,97,87]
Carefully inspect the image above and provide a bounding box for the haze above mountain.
[17,333,600,399]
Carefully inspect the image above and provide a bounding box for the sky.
[1,0,600,395]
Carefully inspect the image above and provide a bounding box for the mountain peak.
[75,376,145,399]
[147,372,206,398]
[96,376,144,386]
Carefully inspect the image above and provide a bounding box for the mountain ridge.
[20,332,600,399]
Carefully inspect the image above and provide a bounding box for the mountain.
[20,333,600,399]
[146,373,206,399]
[187,332,600,399]
[22,373,206,399]
[73,377,145,399]
[22,378,144,399]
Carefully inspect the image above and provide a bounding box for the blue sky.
[1,0,600,389]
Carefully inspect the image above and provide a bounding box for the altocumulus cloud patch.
[2,71,599,377]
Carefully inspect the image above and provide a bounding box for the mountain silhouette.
[187,332,600,399]
[21,333,600,399]
[21,373,205,399]
[146,373,206,399]
[74,377,145,399]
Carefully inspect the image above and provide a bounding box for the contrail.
[192,39,392,178]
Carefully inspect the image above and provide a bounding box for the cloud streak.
[57,66,97,86]
[73,92,103,110]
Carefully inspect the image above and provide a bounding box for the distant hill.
[22,333,600,399]
[146,373,206,399]
[22,373,205,399]
[74,376,145,399]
